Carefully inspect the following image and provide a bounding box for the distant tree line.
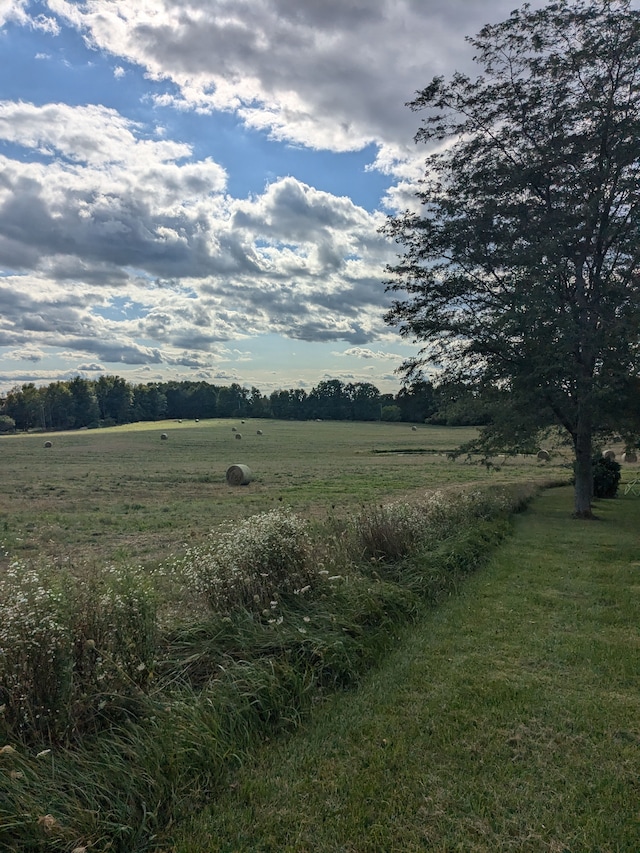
[0,375,495,433]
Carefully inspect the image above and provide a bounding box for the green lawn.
[170,486,640,852]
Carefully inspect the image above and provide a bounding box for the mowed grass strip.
[170,487,640,853]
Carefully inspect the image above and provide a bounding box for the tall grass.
[0,482,538,851]
[0,564,155,745]
[173,487,640,852]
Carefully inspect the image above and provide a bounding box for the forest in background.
[0,375,494,433]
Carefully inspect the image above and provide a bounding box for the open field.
[1,420,638,851]
[0,419,574,571]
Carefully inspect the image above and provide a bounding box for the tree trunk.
[573,421,594,518]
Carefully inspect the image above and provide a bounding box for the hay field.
[0,418,566,570]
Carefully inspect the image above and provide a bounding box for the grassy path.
[170,487,640,852]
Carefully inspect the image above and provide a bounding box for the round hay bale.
[411,425,417,431]
[622,451,638,463]
[256,429,263,435]
[241,420,245,424]
[43,440,52,448]
[160,433,168,441]
[536,449,550,461]
[603,449,616,460]
[231,426,237,432]
[178,419,182,423]
[235,432,242,440]
[195,418,199,423]
[226,464,253,486]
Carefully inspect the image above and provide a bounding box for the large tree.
[383,0,640,517]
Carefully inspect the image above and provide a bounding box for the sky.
[0,0,551,397]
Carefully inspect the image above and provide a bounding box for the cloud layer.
[0,0,549,392]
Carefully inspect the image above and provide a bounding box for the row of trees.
[0,376,493,433]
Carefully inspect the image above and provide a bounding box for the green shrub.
[353,486,521,566]
[0,414,15,433]
[174,509,318,614]
[592,454,621,498]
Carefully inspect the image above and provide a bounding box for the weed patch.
[0,482,534,851]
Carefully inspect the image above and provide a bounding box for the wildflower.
[0,745,17,756]
[38,814,58,832]
[10,770,24,780]
[303,616,311,623]
[36,749,51,759]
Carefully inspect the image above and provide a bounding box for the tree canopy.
[383,0,640,517]
[2,375,480,429]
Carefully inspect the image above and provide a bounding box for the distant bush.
[592,454,621,499]
[0,414,15,433]
[381,405,402,421]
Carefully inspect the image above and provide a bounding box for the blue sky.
[0,0,547,396]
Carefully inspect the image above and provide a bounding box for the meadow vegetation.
[0,418,554,569]
[174,487,640,852]
[1,419,633,850]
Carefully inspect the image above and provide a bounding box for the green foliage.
[354,500,427,562]
[0,483,535,851]
[592,454,621,499]
[383,0,640,516]
[380,404,401,421]
[0,414,15,433]
[173,509,317,614]
[0,566,72,743]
